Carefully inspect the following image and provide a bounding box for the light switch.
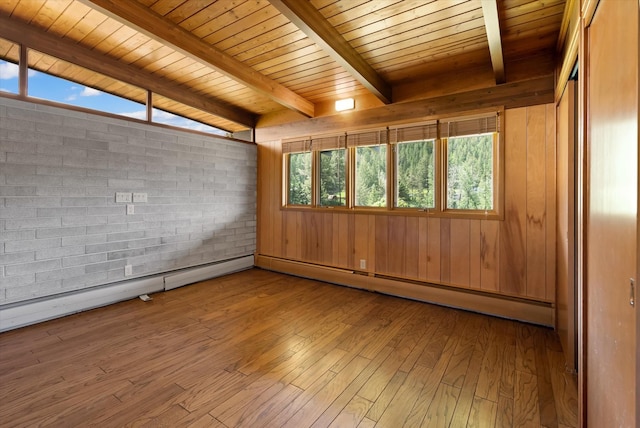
[126,204,135,215]
[132,193,147,203]
[115,192,133,203]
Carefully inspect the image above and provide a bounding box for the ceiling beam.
[0,14,255,129]
[82,0,315,118]
[481,0,506,84]
[268,0,392,104]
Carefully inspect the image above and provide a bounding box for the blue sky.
[0,59,226,135]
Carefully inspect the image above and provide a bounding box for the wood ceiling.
[0,0,565,134]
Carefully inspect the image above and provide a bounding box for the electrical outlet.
[126,204,135,215]
[125,264,133,276]
[132,192,147,203]
[115,192,132,203]
[359,259,367,269]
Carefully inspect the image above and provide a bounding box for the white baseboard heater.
[163,255,254,291]
[0,255,254,332]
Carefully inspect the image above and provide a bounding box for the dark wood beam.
[82,0,315,118]
[255,75,554,142]
[481,0,506,84]
[268,0,392,104]
[0,14,255,129]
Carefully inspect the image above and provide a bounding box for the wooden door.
[585,0,638,426]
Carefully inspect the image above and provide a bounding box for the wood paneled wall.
[257,104,556,303]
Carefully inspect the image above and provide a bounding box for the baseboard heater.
[255,254,554,327]
[163,255,254,291]
[0,255,254,332]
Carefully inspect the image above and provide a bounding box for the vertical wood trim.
[405,217,420,279]
[418,217,429,281]
[500,108,528,295]
[273,142,283,257]
[469,219,482,289]
[375,216,389,273]
[388,216,406,276]
[545,103,557,303]
[428,217,441,282]
[481,220,500,291]
[353,214,368,270]
[367,215,376,271]
[526,105,548,299]
[19,44,27,96]
[450,219,471,287]
[441,218,452,283]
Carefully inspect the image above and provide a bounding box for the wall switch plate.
[132,193,147,203]
[125,264,133,276]
[115,192,132,203]
[126,204,135,215]
[359,259,367,269]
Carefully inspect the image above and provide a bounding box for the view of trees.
[288,152,312,205]
[396,140,435,208]
[286,133,494,211]
[319,149,346,206]
[355,145,387,207]
[446,134,493,210]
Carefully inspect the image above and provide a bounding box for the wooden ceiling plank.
[343,0,474,47]
[352,11,484,58]
[0,14,255,129]
[81,0,315,117]
[215,15,292,53]
[481,0,506,84]
[268,0,392,104]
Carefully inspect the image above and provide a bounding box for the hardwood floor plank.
[496,395,514,428]
[467,396,498,428]
[0,269,578,428]
[327,395,373,428]
[419,382,461,428]
[514,369,541,427]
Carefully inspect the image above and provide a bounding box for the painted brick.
[5,259,61,276]
[5,238,61,253]
[36,245,85,261]
[1,97,256,304]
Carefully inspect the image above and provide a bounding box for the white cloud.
[80,86,101,97]
[0,61,19,80]
[120,110,147,120]
[65,94,78,101]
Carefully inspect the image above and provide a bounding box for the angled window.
[0,38,19,94]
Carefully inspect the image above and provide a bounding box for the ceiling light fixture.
[335,98,355,112]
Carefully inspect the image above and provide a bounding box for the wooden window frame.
[282,108,504,220]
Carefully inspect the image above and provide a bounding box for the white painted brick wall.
[0,98,256,304]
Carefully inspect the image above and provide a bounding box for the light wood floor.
[0,269,578,427]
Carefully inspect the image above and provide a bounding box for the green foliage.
[446,134,493,210]
[396,140,435,208]
[319,149,346,206]
[355,145,387,207]
[288,152,311,205]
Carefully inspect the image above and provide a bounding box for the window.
[282,110,501,219]
[0,38,19,94]
[284,140,312,206]
[354,145,387,207]
[27,49,147,117]
[319,149,346,206]
[441,115,499,212]
[446,133,494,210]
[392,122,437,209]
[351,130,388,208]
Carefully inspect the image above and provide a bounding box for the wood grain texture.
[585,0,638,425]
[0,269,575,427]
